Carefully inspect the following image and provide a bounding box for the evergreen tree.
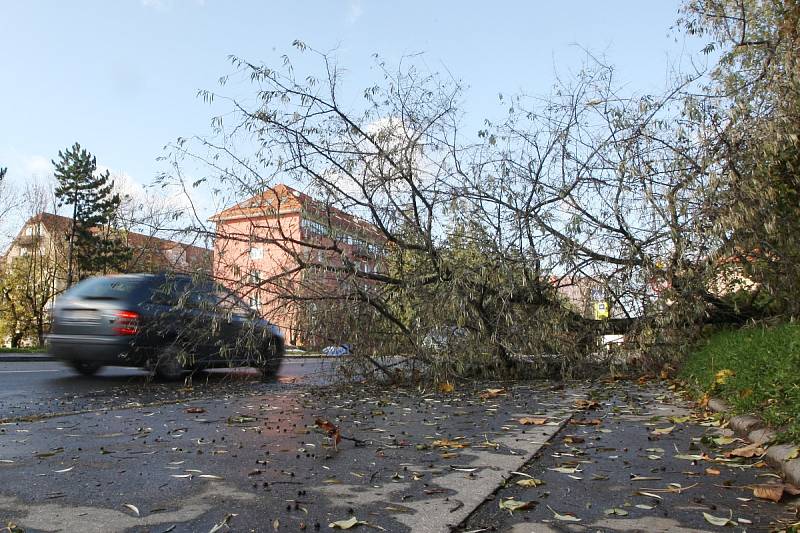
[53,143,131,286]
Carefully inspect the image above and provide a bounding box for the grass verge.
[0,346,43,353]
[680,322,800,443]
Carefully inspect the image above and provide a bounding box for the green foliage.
[0,258,39,347]
[53,142,131,285]
[681,323,800,443]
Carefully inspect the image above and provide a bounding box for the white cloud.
[22,155,52,178]
[347,0,363,24]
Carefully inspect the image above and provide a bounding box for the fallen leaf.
[519,417,548,425]
[668,415,691,424]
[329,517,364,529]
[315,418,342,447]
[431,439,469,449]
[479,388,506,399]
[54,466,74,473]
[573,399,600,410]
[703,512,734,527]
[499,498,535,513]
[753,484,784,502]
[208,513,236,533]
[273,518,280,530]
[516,478,545,487]
[674,454,708,461]
[438,382,454,394]
[637,491,663,500]
[198,474,223,480]
[549,466,581,474]
[651,426,675,436]
[714,369,735,385]
[630,475,662,481]
[185,407,206,414]
[547,505,581,522]
[123,503,140,517]
[604,508,628,516]
[226,415,256,425]
[705,468,721,476]
[786,447,799,460]
[570,418,602,426]
[635,504,654,510]
[728,443,765,458]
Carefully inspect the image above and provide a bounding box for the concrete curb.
[0,353,55,362]
[708,397,800,486]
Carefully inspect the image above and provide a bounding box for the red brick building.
[210,184,384,345]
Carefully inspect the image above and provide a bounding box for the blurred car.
[48,273,284,380]
[321,343,352,357]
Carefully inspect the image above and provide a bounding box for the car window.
[213,286,252,317]
[66,277,142,300]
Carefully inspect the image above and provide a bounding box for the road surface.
[0,356,342,422]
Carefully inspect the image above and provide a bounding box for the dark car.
[48,273,285,380]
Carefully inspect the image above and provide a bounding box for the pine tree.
[53,143,131,286]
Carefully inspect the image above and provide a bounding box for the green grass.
[0,346,43,353]
[681,322,800,443]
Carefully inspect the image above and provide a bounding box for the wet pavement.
[458,380,800,532]
[0,380,577,532]
[1,366,798,532]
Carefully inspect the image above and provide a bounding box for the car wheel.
[69,360,103,376]
[154,346,187,381]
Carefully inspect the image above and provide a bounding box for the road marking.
[0,369,64,374]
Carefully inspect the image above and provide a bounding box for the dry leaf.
[714,369,735,385]
[728,443,765,458]
[570,418,602,426]
[185,407,206,414]
[516,478,545,487]
[518,417,548,425]
[479,388,506,399]
[573,399,600,410]
[651,426,675,436]
[438,382,454,394]
[329,517,364,529]
[123,503,140,517]
[432,439,469,449]
[499,498,535,513]
[703,512,734,527]
[315,418,342,447]
[705,468,721,476]
[54,466,74,473]
[547,505,581,522]
[604,508,628,516]
[209,513,236,533]
[753,484,784,502]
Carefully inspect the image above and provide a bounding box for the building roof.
[6,212,211,267]
[210,183,384,240]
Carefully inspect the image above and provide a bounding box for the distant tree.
[53,143,131,286]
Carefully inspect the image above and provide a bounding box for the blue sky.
[1,0,703,229]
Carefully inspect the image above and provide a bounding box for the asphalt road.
[0,357,342,422]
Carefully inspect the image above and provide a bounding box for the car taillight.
[113,310,140,335]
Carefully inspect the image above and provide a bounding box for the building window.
[250,247,263,260]
[301,218,328,237]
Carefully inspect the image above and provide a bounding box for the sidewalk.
[1,379,797,532]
